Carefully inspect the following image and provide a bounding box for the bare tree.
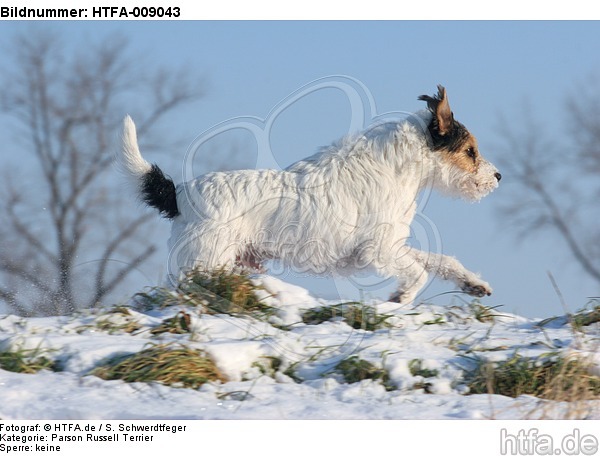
[0,31,204,315]
[496,90,600,284]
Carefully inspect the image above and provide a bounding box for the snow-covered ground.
[0,275,598,420]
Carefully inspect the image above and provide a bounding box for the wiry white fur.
[121,110,499,303]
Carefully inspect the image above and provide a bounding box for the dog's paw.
[461,280,492,297]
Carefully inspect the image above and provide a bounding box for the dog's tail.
[117,115,180,219]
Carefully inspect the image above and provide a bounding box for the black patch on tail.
[141,164,179,218]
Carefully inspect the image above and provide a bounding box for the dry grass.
[92,344,225,388]
[334,356,393,390]
[150,311,192,335]
[466,287,600,418]
[468,301,504,323]
[302,302,393,331]
[0,348,58,374]
[251,356,283,378]
[408,359,439,378]
[467,353,600,403]
[133,287,189,309]
[134,269,273,318]
[95,307,142,334]
[571,302,600,329]
[538,301,600,329]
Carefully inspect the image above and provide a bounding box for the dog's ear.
[418,85,454,136]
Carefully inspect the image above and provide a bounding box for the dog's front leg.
[409,250,492,297]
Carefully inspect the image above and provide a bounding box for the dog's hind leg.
[388,275,429,304]
[378,256,429,304]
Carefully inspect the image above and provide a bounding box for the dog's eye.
[466,147,477,160]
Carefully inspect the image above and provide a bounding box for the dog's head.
[419,85,501,201]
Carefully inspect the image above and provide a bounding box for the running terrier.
[117,85,501,303]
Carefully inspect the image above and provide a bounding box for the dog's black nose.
[494,172,502,182]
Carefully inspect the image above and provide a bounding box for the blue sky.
[1,20,599,317]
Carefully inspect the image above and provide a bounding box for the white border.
[1,0,599,20]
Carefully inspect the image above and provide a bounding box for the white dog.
[117,86,501,303]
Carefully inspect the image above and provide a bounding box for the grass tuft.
[302,302,393,331]
[0,348,58,374]
[150,311,192,335]
[92,344,225,388]
[421,314,447,326]
[134,269,274,318]
[407,359,439,393]
[571,301,600,329]
[95,308,141,334]
[466,353,600,401]
[408,359,439,378]
[181,268,272,315]
[538,300,600,330]
[468,301,504,323]
[133,288,185,309]
[334,356,393,390]
[251,356,283,378]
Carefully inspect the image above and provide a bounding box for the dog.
[117,85,501,304]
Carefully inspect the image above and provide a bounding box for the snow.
[0,275,598,420]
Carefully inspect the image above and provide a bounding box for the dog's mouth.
[460,176,499,202]
[453,158,501,202]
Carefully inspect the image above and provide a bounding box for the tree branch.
[533,181,600,282]
[496,101,600,284]
[0,258,54,296]
[0,30,205,315]
[90,245,156,307]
